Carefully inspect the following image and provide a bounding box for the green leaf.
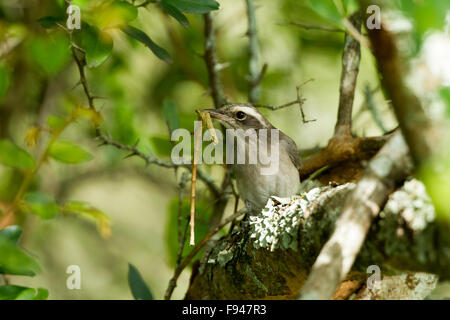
[440,87,450,118]
[47,115,67,132]
[27,34,71,75]
[0,225,22,245]
[128,263,154,300]
[77,24,113,68]
[23,192,59,220]
[0,285,48,300]
[112,1,138,23]
[0,65,11,102]
[307,0,343,27]
[397,0,448,38]
[112,105,138,145]
[37,16,63,29]
[63,201,111,238]
[49,140,93,164]
[162,99,180,134]
[121,26,172,64]
[95,1,138,29]
[0,139,35,170]
[163,0,219,14]
[159,1,189,28]
[0,237,41,276]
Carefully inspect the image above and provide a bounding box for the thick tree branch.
[203,13,227,108]
[359,0,439,165]
[298,131,412,299]
[299,13,369,181]
[186,168,449,299]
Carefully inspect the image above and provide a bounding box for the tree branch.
[334,12,362,137]
[186,160,449,299]
[203,12,227,108]
[245,0,263,104]
[359,0,439,165]
[164,208,247,300]
[71,45,221,197]
[298,131,412,299]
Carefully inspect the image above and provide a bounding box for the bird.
[203,104,301,215]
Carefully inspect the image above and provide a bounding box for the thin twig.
[203,13,227,108]
[245,0,263,104]
[281,21,344,33]
[256,80,316,123]
[175,171,190,266]
[363,84,387,133]
[164,208,247,300]
[189,120,202,246]
[71,41,221,197]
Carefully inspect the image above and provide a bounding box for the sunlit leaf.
[95,1,138,29]
[49,140,93,164]
[0,285,48,300]
[162,99,180,134]
[163,0,219,14]
[159,1,190,28]
[397,0,449,39]
[128,263,154,300]
[121,26,172,64]
[0,139,35,170]
[23,192,59,220]
[63,201,111,238]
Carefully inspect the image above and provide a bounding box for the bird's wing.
[280,131,302,170]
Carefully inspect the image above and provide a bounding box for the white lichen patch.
[249,187,324,251]
[217,248,234,267]
[382,179,435,231]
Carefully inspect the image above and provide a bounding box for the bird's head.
[203,104,273,130]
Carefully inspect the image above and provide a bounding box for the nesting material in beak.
[196,109,219,145]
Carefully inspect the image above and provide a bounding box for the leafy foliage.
[0,226,41,276]
[49,140,94,164]
[0,140,35,170]
[0,285,49,300]
[122,26,173,64]
[23,192,59,220]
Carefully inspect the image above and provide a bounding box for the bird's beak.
[202,109,229,122]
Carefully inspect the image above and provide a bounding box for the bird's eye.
[235,111,247,120]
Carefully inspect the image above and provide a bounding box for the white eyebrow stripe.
[232,106,267,127]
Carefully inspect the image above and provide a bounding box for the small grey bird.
[204,104,301,215]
